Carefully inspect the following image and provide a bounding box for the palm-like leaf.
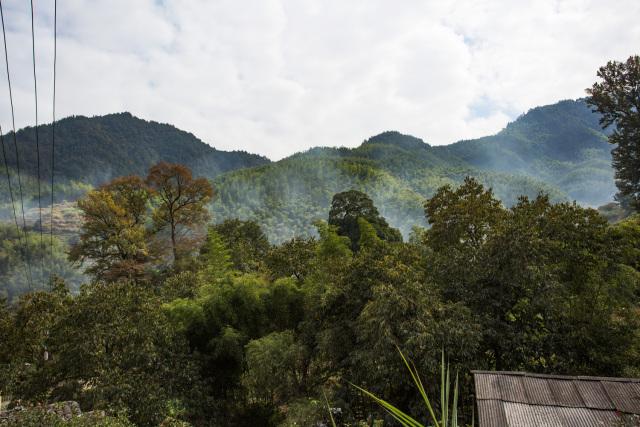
[345,348,467,427]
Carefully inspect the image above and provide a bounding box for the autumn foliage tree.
[71,164,213,280]
[146,162,214,262]
[70,176,152,281]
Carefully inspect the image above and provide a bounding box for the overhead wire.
[29,0,45,286]
[0,0,34,289]
[0,126,32,287]
[50,0,57,281]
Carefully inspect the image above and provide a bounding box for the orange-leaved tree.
[70,175,152,281]
[146,162,214,262]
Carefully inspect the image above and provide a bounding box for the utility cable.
[0,0,34,289]
[49,0,57,280]
[0,126,32,287]
[30,0,45,285]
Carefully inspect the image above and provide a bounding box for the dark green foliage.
[424,178,640,375]
[265,236,317,281]
[211,219,270,273]
[587,55,640,211]
[0,405,134,426]
[0,224,84,303]
[1,113,269,187]
[328,190,402,250]
[3,175,639,426]
[0,281,196,427]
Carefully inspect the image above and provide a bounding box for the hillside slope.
[1,99,616,242]
[442,99,614,204]
[212,99,615,241]
[2,113,270,186]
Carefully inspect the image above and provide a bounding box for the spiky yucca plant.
[349,348,471,427]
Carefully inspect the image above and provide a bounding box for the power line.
[29,0,45,286]
[0,0,34,289]
[0,126,31,287]
[50,0,57,280]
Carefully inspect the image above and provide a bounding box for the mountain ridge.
[2,112,271,186]
[0,98,616,242]
[210,99,615,241]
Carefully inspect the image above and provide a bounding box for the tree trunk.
[171,221,177,262]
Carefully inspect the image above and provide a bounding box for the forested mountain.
[2,112,270,186]
[1,99,615,242]
[443,99,614,204]
[212,99,614,241]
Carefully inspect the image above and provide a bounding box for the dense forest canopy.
[1,157,639,425]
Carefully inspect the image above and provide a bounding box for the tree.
[146,162,214,262]
[70,176,152,281]
[265,237,316,282]
[586,55,640,211]
[242,330,306,405]
[0,224,83,302]
[328,190,402,251]
[211,219,270,273]
[199,227,233,281]
[50,281,194,426]
[423,179,640,374]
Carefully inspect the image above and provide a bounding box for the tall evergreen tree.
[328,190,402,250]
[586,55,640,211]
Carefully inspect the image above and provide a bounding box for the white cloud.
[0,0,638,159]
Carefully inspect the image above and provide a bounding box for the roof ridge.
[471,370,640,383]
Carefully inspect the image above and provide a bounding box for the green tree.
[212,219,270,273]
[49,281,194,426]
[0,281,71,402]
[0,224,83,302]
[328,190,402,251]
[424,179,640,374]
[265,237,316,282]
[242,330,306,405]
[586,55,640,211]
[199,227,233,281]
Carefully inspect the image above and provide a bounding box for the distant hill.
[0,100,616,242]
[442,99,614,205]
[2,112,270,186]
[212,99,615,241]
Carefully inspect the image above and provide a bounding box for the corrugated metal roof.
[477,400,508,427]
[473,371,640,426]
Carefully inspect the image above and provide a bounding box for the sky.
[0,0,638,160]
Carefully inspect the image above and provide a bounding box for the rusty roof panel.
[573,380,614,410]
[521,375,555,405]
[602,380,640,413]
[497,374,527,403]
[475,374,501,400]
[547,378,583,407]
[477,400,508,427]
